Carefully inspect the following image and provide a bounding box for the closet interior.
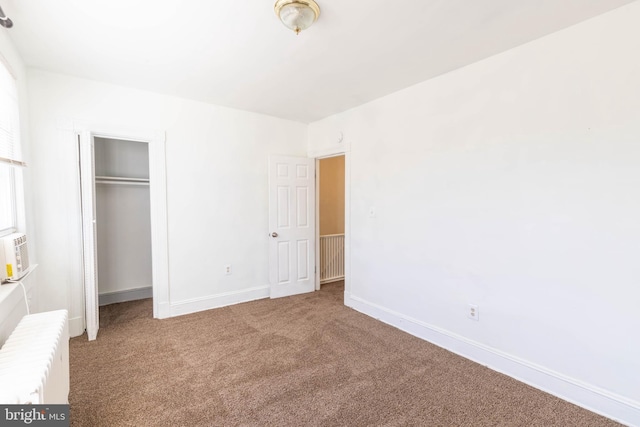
[94,137,153,311]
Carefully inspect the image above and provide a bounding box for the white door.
[79,132,99,340]
[269,156,316,298]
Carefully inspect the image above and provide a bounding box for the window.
[0,56,23,237]
[0,166,16,234]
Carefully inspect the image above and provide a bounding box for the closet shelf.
[95,176,150,186]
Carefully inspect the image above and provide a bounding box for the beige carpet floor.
[69,282,619,426]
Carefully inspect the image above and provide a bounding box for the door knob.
[271,232,278,238]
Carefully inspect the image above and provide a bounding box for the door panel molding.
[269,155,316,298]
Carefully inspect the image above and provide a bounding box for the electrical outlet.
[224,265,232,275]
[467,304,479,321]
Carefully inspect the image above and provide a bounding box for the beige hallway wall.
[319,156,345,235]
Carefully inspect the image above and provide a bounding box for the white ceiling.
[2,0,635,123]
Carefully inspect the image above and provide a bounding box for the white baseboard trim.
[345,294,640,427]
[99,287,153,306]
[170,286,269,317]
[69,316,85,338]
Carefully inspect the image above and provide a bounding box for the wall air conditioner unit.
[0,233,30,282]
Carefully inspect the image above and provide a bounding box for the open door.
[78,132,99,340]
[268,156,316,298]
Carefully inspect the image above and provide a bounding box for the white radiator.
[0,310,69,404]
[320,234,345,283]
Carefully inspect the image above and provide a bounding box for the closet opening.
[94,137,153,321]
[79,127,169,340]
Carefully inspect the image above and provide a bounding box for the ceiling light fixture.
[274,0,320,35]
[0,5,13,29]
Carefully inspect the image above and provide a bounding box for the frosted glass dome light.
[274,0,320,35]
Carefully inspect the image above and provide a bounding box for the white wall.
[310,2,640,425]
[96,183,152,295]
[27,70,308,335]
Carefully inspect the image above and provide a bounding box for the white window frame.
[0,54,24,238]
[0,166,17,236]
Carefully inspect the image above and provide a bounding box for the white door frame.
[78,124,170,340]
[78,132,98,340]
[313,150,350,299]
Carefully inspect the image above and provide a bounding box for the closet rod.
[96,180,150,186]
[95,176,150,186]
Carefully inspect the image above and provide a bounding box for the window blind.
[0,58,24,167]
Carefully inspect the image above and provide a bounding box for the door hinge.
[314,266,317,274]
